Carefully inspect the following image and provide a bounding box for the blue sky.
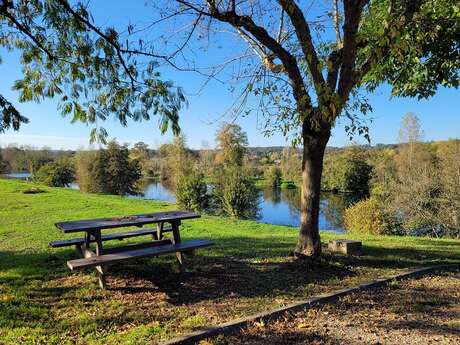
[1,1,459,150]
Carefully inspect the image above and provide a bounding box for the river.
[4,173,350,233]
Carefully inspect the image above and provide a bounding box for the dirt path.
[206,272,460,345]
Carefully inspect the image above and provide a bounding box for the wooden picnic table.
[50,210,214,289]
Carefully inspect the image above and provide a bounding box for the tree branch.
[0,1,55,60]
[337,0,369,103]
[55,0,137,89]
[278,0,326,94]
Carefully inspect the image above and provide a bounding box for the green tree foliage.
[75,141,141,195]
[156,135,196,186]
[211,123,258,218]
[175,171,208,212]
[212,167,259,219]
[34,159,74,187]
[74,151,98,193]
[363,0,460,99]
[130,142,152,177]
[322,146,372,194]
[265,166,282,187]
[280,147,301,183]
[215,123,248,167]
[0,0,185,140]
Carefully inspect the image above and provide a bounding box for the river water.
[5,173,349,233]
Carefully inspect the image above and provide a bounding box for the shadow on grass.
[1,235,459,304]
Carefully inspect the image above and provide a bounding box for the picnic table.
[50,210,214,289]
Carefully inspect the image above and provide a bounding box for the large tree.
[2,1,458,257]
[146,0,457,257]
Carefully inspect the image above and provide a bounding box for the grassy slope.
[0,178,459,344]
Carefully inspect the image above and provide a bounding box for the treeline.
[1,114,459,238]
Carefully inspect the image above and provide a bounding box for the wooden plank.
[55,210,200,233]
[67,239,214,270]
[49,227,173,247]
[102,239,172,254]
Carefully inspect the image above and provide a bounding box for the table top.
[55,210,200,233]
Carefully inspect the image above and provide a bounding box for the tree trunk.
[295,123,331,257]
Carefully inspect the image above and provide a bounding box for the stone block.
[328,239,362,255]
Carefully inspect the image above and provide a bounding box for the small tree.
[34,159,74,187]
[74,151,99,193]
[322,146,372,194]
[212,167,259,219]
[176,171,208,211]
[265,166,282,188]
[100,141,142,196]
[215,123,248,167]
[76,141,141,195]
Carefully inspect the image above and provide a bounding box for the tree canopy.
[0,0,186,140]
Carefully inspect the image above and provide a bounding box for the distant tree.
[215,123,248,167]
[322,146,372,194]
[99,141,142,196]
[212,167,259,219]
[436,139,460,238]
[161,135,196,186]
[130,142,150,162]
[398,113,424,170]
[0,151,7,174]
[280,147,301,183]
[265,166,282,187]
[76,141,141,195]
[130,142,152,177]
[74,151,99,193]
[34,159,74,187]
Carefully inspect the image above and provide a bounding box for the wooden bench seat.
[67,239,214,270]
[49,226,172,248]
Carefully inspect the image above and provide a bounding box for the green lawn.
[1,178,459,344]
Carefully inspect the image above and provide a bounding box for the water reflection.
[258,187,353,233]
[4,174,351,233]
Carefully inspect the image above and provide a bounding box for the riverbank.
[1,178,459,344]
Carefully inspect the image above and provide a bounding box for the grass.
[1,178,459,344]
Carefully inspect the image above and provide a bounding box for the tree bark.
[295,120,331,257]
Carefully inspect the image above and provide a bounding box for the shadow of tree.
[0,235,459,340]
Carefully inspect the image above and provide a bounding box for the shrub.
[34,159,74,187]
[344,197,399,235]
[175,172,208,211]
[212,167,259,218]
[264,166,282,187]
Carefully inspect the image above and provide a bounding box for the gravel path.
[206,272,460,345]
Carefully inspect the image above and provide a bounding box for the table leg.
[93,230,106,289]
[171,220,185,272]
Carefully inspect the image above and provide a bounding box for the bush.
[344,197,399,235]
[175,172,208,211]
[212,167,259,218]
[264,166,282,187]
[34,160,74,187]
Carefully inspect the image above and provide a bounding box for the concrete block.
[328,239,362,255]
